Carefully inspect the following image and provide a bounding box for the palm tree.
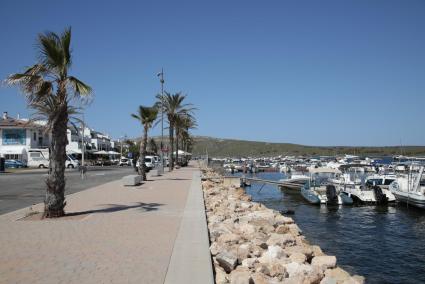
[156,92,194,171]
[131,105,158,180]
[148,138,158,154]
[5,27,91,218]
[175,114,197,166]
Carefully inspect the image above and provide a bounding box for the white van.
[27,149,49,168]
[27,149,79,169]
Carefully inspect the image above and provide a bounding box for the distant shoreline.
[189,136,425,157]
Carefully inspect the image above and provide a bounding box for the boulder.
[311,245,324,257]
[241,257,257,269]
[284,245,313,260]
[351,275,365,284]
[312,256,337,271]
[251,273,269,284]
[210,242,229,256]
[320,276,338,284]
[275,225,290,234]
[287,223,302,235]
[229,267,252,284]
[289,252,306,264]
[267,262,286,277]
[274,215,294,225]
[284,262,313,278]
[259,245,285,264]
[215,266,229,284]
[218,233,240,244]
[237,243,251,263]
[325,267,351,283]
[266,233,295,247]
[216,251,238,273]
[238,223,256,235]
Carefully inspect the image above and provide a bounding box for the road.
[0,166,135,215]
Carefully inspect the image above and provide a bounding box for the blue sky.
[1,0,424,146]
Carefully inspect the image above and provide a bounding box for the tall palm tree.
[131,105,158,180]
[156,92,194,171]
[5,27,91,218]
[175,114,197,166]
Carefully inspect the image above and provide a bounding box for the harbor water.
[242,172,425,284]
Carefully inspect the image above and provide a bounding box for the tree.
[175,114,197,166]
[131,105,158,180]
[148,138,158,154]
[6,27,92,218]
[155,92,194,171]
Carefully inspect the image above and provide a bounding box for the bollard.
[0,157,5,172]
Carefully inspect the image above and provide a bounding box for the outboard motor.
[373,185,388,204]
[326,185,338,204]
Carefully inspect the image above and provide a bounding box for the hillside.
[190,136,425,157]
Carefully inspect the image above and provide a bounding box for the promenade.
[0,165,213,284]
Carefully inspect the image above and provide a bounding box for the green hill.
[190,136,425,157]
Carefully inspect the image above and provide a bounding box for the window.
[30,152,41,158]
[33,132,37,141]
[5,154,21,160]
[2,129,26,145]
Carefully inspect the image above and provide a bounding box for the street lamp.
[157,68,165,174]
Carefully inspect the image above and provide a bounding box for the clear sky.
[1,0,424,146]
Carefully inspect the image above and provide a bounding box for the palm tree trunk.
[44,106,68,218]
[169,124,174,171]
[176,127,179,167]
[139,127,148,180]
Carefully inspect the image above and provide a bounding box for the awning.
[108,151,120,155]
[93,150,109,155]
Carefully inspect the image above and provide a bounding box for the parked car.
[66,156,79,169]
[119,158,131,166]
[5,159,27,168]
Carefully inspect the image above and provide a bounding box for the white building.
[1,111,116,162]
[0,112,51,162]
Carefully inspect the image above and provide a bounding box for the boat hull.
[393,192,425,209]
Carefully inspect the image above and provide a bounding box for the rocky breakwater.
[202,170,364,284]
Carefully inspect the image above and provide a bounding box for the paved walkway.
[0,165,213,284]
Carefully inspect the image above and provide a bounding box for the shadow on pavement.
[66,202,163,216]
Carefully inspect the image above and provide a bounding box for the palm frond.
[61,27,72,68]
[37,31,65,75]
[67,76,92,97]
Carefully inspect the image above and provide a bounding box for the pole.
[81,114,85,179]
[159,68,165,173]
[120,137,123,159]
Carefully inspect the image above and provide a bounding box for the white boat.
[333,173,396,204]
[389,167,425,209]
[278,173,310,190]
[301,182,353,205]
[365,174,397,189]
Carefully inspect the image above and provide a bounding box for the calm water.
[241,172,425,284]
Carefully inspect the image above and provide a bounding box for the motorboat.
[278,173,310,191]
[332,172,396,204]
[365,174,397,190]
[301,180,353,205]
[389,167,425,209]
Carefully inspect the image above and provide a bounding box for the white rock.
[289,252,306,264]
[258,245,285,264]
[266,233,295,247]
[320,276,337,284]
[229,267,251,284]
[241,258,257,269]
[312,256,337,271]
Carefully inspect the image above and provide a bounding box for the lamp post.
[81,113,86,179]
[158,68,165,173]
